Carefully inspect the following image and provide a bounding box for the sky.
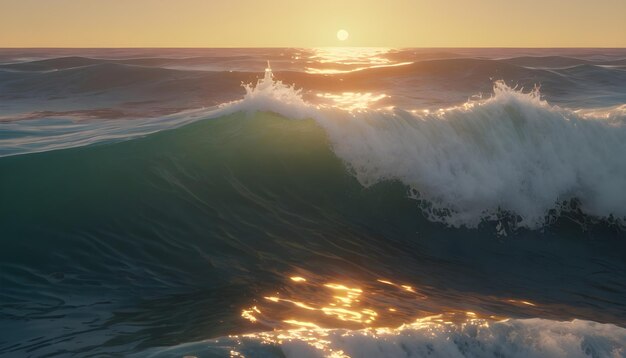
[0,0,625,47]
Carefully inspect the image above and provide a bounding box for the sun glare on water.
[337,29,349,41]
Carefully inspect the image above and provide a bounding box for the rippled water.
[1,48,625,357]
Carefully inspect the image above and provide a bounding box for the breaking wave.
[221,67,626,229]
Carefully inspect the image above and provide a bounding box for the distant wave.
[2,55,625,115]
[0,61,246,94]
[501,55,626,68]
[0,55,257,71]
[2,54,625,71]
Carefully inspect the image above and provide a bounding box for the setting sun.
[337,29,349,41]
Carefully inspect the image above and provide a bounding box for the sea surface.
[1,48,626,357]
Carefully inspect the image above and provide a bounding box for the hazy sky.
[1,0,625,47]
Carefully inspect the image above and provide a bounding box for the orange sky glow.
[0,0,625,47]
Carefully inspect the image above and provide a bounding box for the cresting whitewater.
[0,48,626,357]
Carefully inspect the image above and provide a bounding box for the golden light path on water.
[315,92,387,111]
[303,47,413,74]
[235,274,543,358]
[300,47,405,111]
[236,315,494,358]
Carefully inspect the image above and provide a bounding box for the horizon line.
[1,46,626,49]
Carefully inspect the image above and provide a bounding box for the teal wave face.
[0,112,356,293]
[1,112,626,356]
[0,112,402,355]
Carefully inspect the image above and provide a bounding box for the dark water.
[1,48,626,357]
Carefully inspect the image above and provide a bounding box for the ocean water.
[1,48,626,357]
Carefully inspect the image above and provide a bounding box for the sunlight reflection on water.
[238,273,531,333]
[302,47,412,74]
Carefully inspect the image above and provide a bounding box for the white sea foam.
[144,318,626,358]
[221,62,313,119]
[227,67,626,229]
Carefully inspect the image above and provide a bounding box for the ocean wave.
[2,65,626,229]
[143,317,626,358]
[221,67,626,229]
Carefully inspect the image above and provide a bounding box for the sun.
[337,29,349,41]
